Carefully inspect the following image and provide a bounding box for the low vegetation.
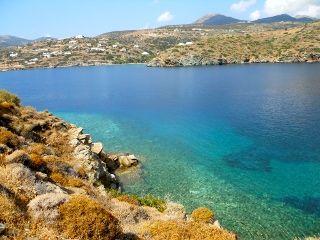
[0,90,20,105]
[58,195,122,240]
[142,220,237,240]
[108,189,167,212]
[191,207,215,223]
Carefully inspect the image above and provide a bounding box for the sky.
[0,0,319,39]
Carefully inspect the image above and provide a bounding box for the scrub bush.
[144,220,237,240]
[58,195,122,240]
[191,207,214,223]
[0,90,20,105]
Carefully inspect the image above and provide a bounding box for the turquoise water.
[0,64,319,239]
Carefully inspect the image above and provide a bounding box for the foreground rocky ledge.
[0,90,237,239]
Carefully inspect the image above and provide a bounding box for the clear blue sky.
[0,0,269,39]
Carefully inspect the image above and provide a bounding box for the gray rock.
[27,193,70,224]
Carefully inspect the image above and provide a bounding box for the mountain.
[0,35,31,47]
[252,14,314,24]
[33,37,57,42]
[0,35,58,47]
[194,14,243,26]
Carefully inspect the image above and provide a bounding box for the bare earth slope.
[149,21,320,67]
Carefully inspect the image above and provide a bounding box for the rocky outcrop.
[148,53,320,67]
[108,153,139,169]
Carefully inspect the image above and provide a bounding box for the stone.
[0,144,10,154]
[70,138,80,147]
[0,223,5,235]
[213,220,221,229]
[118,154,138,168]
[35,172,48,181]
[27,193,70,224]
[91,142,103,155]
[5,150,31,165]
[164,202,186,220]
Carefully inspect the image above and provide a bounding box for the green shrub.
[107,189,166,212]
[0,90,20,105]
[136,194,166,212]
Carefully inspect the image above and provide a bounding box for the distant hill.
[33,37,57,42]
[0,35,58,47]
[194,14,243,26]
[252,14,314,24]
[0,35,31,47]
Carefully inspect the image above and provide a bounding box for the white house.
[9,52,18,58]
[185,42,193,45]
[142,51,150,55]
[75,35,84,39]
[112,44,118,48]
[90,47,105,52]
[134,45,140,48]
[120,48,127,52]
[178,43,185,46]
[43,52,51,58]
[64,51,72,55]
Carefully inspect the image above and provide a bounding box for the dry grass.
[0,89,20,106]
[58,195,122,240]
[0,127,20,148]
[117,195,140,206]
[0,193,28,237]
[142,220,236,240]
[191,207,214,223]
[50,171,84,188]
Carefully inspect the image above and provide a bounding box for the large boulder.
[107,153,139,169]
[27,193,70,224]
[91,142,103,155]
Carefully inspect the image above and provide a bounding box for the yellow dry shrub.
[29,153,47,169]
[191,207,214,223]
[0,127,20,147]
[28,143,47,156]
[0,90,20,105]
[58,195,122,240]
[144,220,237,240]
[50,171,84,188]
[0,193,27,237]
[117,195,140,206]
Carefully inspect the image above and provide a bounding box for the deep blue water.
[0,64,319,239]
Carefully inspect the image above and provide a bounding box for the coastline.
[0,90,237,239]
[1,59,320,72]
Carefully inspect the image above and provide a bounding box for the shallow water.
[0,64,319,239]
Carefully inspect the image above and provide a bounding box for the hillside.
[0,35,32,47]
[194,14,243,26]
[0,20,319,71]
[148,21,320,67]
[0,90,237,239]
[252,14,314,24]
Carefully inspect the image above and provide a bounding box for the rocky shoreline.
[147,54,320,67]
[0,90,237,239]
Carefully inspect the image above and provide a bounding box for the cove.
[0,63,319,239]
